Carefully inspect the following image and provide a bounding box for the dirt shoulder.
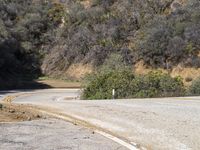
[36,79,81,88]
[0,103,44,122]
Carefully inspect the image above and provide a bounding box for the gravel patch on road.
[0,118,127,150]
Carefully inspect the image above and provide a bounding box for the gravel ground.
[0,103,43,122]
[0,118,127,150]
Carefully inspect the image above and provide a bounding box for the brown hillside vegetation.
[134,60,200,86]
[0,0,200,89]
[41,0,200,79]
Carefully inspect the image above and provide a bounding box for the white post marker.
[112,89,115,99]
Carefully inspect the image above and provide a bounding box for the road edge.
[25,105,145,150]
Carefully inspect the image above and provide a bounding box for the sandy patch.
[0,103,43,122]
[65,63,93,80]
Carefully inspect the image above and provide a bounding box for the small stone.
[36,114,41,118]
[0,104,3,109]
[9,109,15,113]
[28,117,32,121]
[185,77,193,82]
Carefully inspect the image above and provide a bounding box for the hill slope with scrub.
[0,0,200,89]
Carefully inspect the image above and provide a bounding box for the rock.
[0,104,2,109]
[185,77,193,82]
[9,109,15,113]
[36,114,41,118]
[28,117,32,121]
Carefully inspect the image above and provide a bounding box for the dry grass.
[171,66,200,86]
[37,79,81,88]
[65,63,93,80]
[134,60,152,75]
[80,0,92,8]
[134,60,200,86]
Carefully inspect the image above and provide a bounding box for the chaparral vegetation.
[0,0,200,98]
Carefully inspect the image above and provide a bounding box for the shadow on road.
[0,80,52,93]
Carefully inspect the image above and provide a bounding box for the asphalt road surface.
[1,89,200,150]
[0,118,126,150]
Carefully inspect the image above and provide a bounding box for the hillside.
[0,0,200,89]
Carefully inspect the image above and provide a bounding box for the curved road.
[1,89,200,150]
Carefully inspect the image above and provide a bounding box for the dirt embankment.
[36,78,81,88]
[134,60,200,86]
[0,103,44,122]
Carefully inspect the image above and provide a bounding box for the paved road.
[1,89,200,150]
[0,118,126,150]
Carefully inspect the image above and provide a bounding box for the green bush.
[136,71,185,98]
[82,69,133,99]
[189,77,200,95]
[82,70,185,100]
